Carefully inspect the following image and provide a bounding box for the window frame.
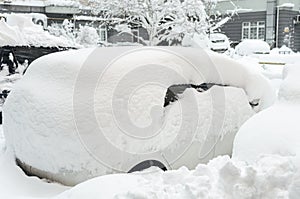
[242,21,265,40]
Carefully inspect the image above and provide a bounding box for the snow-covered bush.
[48,20,77,44]
[76,25,99,47]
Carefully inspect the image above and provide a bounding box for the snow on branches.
[89,0,209,46]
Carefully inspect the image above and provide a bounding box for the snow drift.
[233,63,300,162]
[3,47,275,186]
[233,63,300,197]
[55,155,296,199]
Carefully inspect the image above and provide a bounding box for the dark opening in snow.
[164,83,226,107]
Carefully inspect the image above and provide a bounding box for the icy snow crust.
[3,47,274,186]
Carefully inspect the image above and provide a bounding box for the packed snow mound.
[271,45,295,55]
[3,47,274,185]
[0,15,76,47]
[233,64,300,180]
[55,155,297,199]
[235,40,270,56]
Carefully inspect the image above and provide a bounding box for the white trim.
[242,21,265,40]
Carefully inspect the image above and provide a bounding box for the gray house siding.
[294,23,300,51]
[277,10,299,51]
[0,4,45,13]
[221,11,266,42]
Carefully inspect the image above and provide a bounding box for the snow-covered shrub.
[76,25,99,47]
[48,19,77,44]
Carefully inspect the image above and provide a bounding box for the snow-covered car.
[208,33,230,53]
[235,39,270,56]
[182,33,230,53]
[3,47,275,186]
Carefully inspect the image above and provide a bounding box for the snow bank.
[233,103,300,165]
[235,40,270,56]
[3,47,274,185]
[0,14,76,47]
[233,64,300,193]
[279,64,300,103]
[55,155,296,199]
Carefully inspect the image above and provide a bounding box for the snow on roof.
[278,3,295,8]
[0,0,82,8]
[0,0,45,7]
[45,0,81,8]
[74,15,108,21]
[0,14,77,47]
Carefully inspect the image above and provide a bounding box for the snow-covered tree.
[89,0,208,46]
[205,0,237,33]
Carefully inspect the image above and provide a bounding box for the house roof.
[0,0,45,7]
[0,0,85,8]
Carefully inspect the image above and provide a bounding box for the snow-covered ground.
[0,126,298,199]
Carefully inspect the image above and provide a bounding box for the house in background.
[0,0,146,45]
[216,0,300,51]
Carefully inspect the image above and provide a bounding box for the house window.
[242,21,265,40]
[99,26,107,42]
